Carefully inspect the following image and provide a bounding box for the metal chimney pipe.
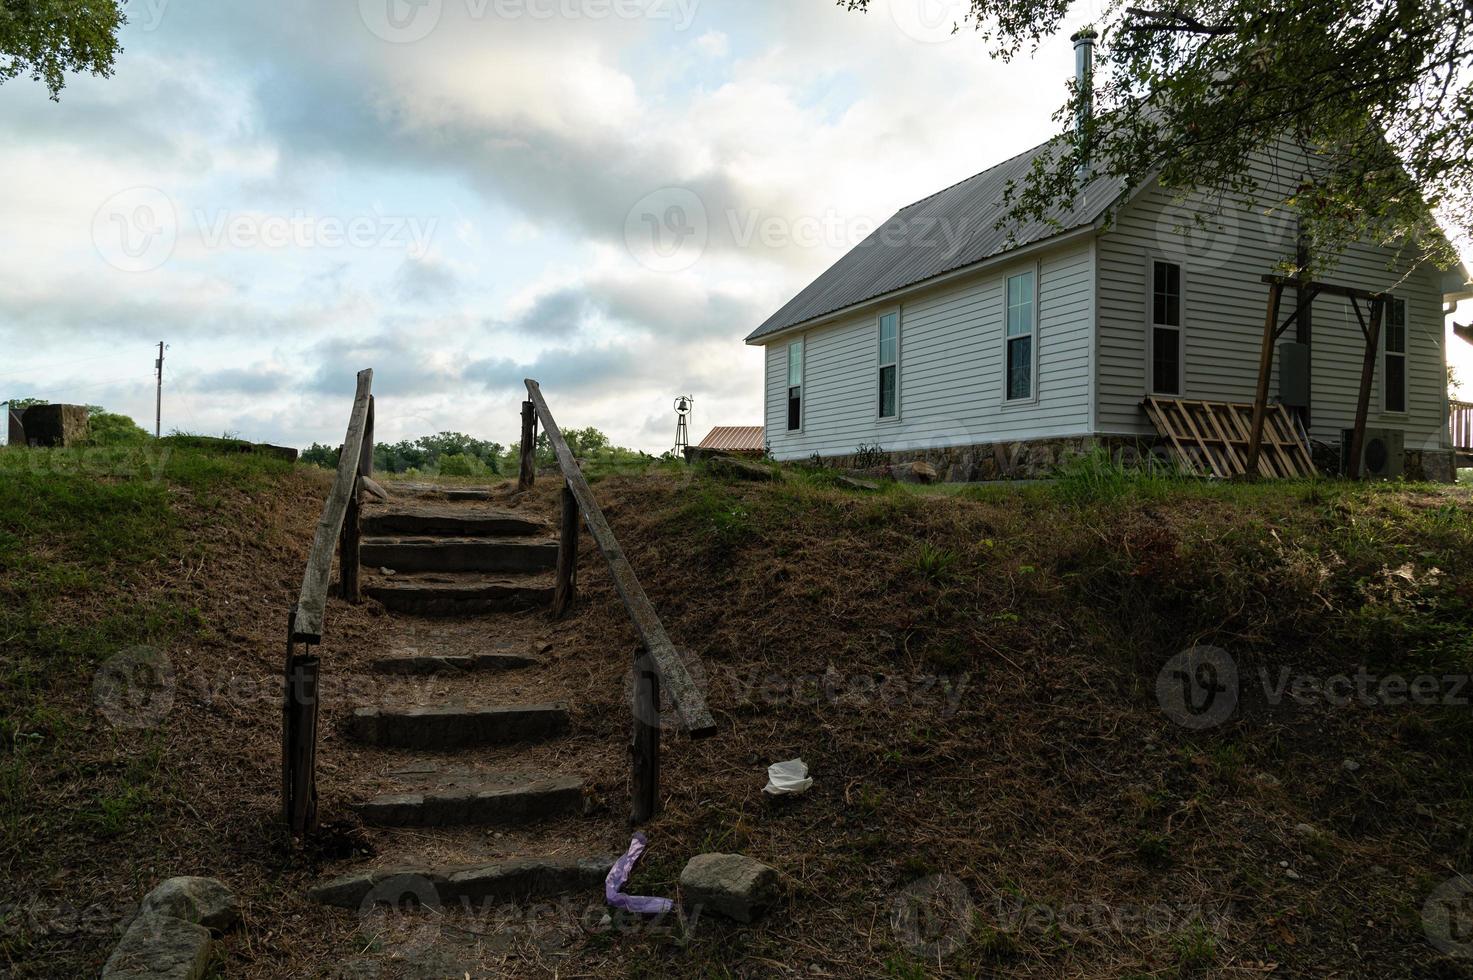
[1071,28,1097,179]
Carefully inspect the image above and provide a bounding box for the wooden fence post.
[630,648,661,825]
[1348,298,1384,478]
[551,483,579,619]
[518,400,537,491]
[1244,281,1283,479]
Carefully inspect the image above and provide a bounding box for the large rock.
[890,460,937,484]
[21,404,89,447]
[139,876,239,932]
[100,913,212,980]
[680,853,779,923]
[706,455,780,482]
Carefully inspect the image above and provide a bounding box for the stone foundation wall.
[806,436,1457,483]
[816,436,1170,482]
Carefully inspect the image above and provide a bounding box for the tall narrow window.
[1384,297,1406,413]
[1151,260,1183,395]
[1005,270,1035,401]
[878,312,898,418]
[787,340,804,431]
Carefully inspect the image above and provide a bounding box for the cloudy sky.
[2,0,1468,452]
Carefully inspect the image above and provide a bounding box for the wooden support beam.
[518,400,537,492]
[295,370,374,643]
[1245,282,1284,478]
[630,648,661,824]
[525,379,716,738]
[1348,298,1384,478]
[551,483,579,619]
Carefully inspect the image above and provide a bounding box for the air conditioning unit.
[1341,428,1404,479]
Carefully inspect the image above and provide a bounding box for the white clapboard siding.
[763,240,1095,460]
[1096,146,1447,450]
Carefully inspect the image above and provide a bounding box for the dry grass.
[6,454,1473,977]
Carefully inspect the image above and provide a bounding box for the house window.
[1383,297,1406,413]
[878,312,899,418]
[1005,270,1035,401]
[787,340,804,431]
[1151,260,1183,395]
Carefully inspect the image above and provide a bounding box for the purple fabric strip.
[604,832,675,915]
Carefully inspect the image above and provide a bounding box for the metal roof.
[745,140,1126,344]
[696,425,766,452]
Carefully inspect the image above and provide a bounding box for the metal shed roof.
[696,425,766,452]
[745,140,1125,344]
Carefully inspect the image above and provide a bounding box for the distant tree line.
[299,426,654,476]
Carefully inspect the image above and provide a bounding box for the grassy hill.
[4,445,1473,977]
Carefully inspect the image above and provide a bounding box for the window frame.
[1001,263,1040,406]
[786,338,805,432]
[1146,256,1186,397]
[876,308,901,421]
[1381,295,1408,416]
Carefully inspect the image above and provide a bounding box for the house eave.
[743,224,1100,346]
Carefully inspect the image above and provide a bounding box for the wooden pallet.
[1142,397,1316,479]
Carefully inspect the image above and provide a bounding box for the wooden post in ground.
[630,648,661,824]
[282,607,321,836]
[1348,297,1384,478]
[1244,280,1284,479]
[518,400,537,491]
[551,483,579,619]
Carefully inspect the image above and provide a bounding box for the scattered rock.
[101,913,212,980]
[680,853,779,923]
[706,455,780,482]
[1342,759,1361,773]
[891,460,937,484]
[361,476,390,501]
[1284,867,1302,880]
[140,877,239,932]
[1293,823,1319,839]
[835,476,881,492]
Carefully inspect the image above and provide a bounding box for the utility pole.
[154,342,166,439]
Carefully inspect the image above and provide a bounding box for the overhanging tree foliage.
[0,0,124,99]
[843,0,1471,276]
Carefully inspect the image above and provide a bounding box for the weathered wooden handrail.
[283,368,374,836]
[521,379,716,821]
[294,369,375,642]
[523,380,716,736]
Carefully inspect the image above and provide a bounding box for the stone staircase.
[309,487,621,933]
[359,500,559,615]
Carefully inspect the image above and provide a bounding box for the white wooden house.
[746,42,1467,481]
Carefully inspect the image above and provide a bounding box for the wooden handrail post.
[282,606,321,837]
[1244,281,1283,479]
[518,400,537,491]
[631,648,661,824]
[551,482,579,619]
[1348,297,1384,478]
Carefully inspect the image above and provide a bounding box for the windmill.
[673,395,693,459]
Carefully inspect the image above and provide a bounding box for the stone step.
[347,703,570,749]
[361,535,558,574]
[309,855,615,909]
[364,572,555,616]
[362,504,546,538]
[357,775,585,827]
[369,651,543,675]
